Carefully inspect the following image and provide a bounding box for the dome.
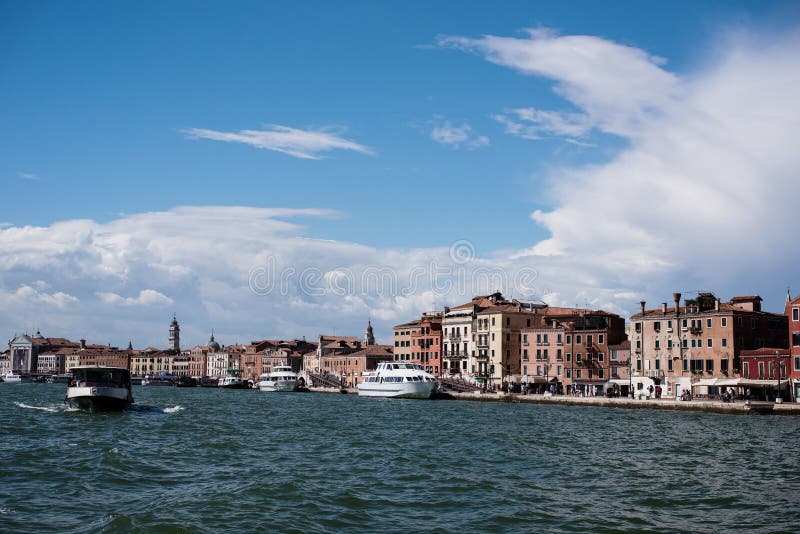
[207,333,220,351]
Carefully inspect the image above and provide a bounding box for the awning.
[521,376,548,384]
[691,378,721,388]
[606,379,632,386]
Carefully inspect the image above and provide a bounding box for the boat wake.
[128,404,184,414]
[14,402,78,413]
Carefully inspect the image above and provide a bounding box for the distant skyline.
[2,1,799,348]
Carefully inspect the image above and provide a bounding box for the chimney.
[80,339,86,349]
[673,293,681,316]
[661,303,667,314]
[715,298,720,311]
[444,306,450,314]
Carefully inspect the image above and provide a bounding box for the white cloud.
[17,172,40,181]
[444,27,800,313]
[181,124,374,160]
[439,28,680,139]
[1,284,79,309]
[492,108,595,141]
[430,119,490,149]
[97,289,174,307]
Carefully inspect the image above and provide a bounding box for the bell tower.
[169,314,180,352]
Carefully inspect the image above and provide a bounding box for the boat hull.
[258,379,297,392]
[65,386,132,412]
[357,381,436,399]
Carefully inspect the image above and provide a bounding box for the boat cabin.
[69,366,132,388]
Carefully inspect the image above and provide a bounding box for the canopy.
[691,378,785,388]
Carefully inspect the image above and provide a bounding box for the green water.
[1,383,799,533]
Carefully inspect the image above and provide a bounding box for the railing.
[646,369,665,378]
[690,326,702,335]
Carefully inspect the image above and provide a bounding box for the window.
[707,339,713,348]
[566,369,572,378]
[654,321,661,332]
[795,356,800,371]
[598,334,604,345]
[557,333,563,344]
[536,365,542,375]
[491,317,495,326]
[598,353,604,362]
[543,334,549,344]
[706,359,713,373]
[668,358,674,371]
[635,322,642,333]
[722,338,728,348]
[636,359,642,371]
[794,308,799,322]
[655,358,660,370]
[526,318,531,327]
[523,349,528,361]
[557,349,563,361]
[667,339,673,349]
[523,334,528,344]
[566,335,572,344]
[758,362,765,379]
[586,334,593,346]
[543,349,549,359]
[793,333,800,347]
[707,318,713,328]
[566,353,572,362]
[682,339,688,348]
[598,369,604,379]
[576,370,582,379]
[721,317,727,328]
[536,349,541,360]
[667,320,673,330]
[523,365,527,375]
[576,353,582,363]
[655,339,660,350]
[721,359,729,374]
[576,334,582,344]
[743,362,749,377]
[682,359,688,372]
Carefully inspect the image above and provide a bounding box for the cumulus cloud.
[97,289,174,307]
[443,27,800,313]
[181,124,373,160]
[430,119,490,149]
[0,207,557,348]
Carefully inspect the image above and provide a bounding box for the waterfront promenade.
[310,385,800,415]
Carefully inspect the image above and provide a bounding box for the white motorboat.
[2,371,30,383]
[357,362,437,399]
[219,370,246,389]
[65,366,133,412]
[257,365,298,392]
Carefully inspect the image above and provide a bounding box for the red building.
[410,312,443,376]
[739,347,791,400]
[787,294,800,399]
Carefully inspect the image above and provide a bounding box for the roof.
[608,340,631,350]
[338,345,394,358]
[731,295,762,302]
[393,320,422,329]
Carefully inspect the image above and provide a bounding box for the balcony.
[689,326,702,335]
[448,335,462,344]
[443,352,464,361]
[646,369,665,378]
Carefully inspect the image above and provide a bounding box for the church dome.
[207,333,220,351]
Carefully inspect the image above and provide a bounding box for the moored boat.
[65,366,133,412]
[257,365,298,392]
[357,362,437,399]
[219,369,246,389]
[2,371,31,383]
[143,373,177,386]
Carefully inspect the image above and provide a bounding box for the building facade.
[631,293,789,399]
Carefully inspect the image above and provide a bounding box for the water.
[1,383,799,533]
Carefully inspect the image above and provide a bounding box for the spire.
[127,340,133,351]
[786,287,792,315]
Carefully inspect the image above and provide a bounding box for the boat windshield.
[71,368,130,387]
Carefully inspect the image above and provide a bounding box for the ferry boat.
[219,369,246,389]
[1,371,30,383]
[357,362,437,399]
[257,365,298,392]
[65,366,133,412]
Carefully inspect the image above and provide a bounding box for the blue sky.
[2,1,799,347]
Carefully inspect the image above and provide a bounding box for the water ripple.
[2,384,800,532]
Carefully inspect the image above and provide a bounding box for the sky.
[2,1,799,348]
